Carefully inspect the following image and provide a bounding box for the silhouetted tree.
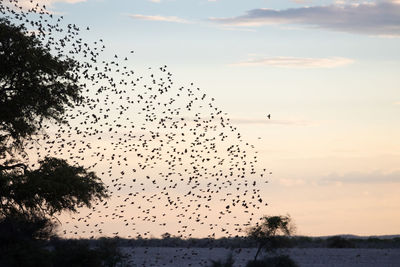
[248,215,295,261]
[0,14,108,250]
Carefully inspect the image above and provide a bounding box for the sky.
[15,0,400,237]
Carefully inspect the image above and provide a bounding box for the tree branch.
[0,163,27,172]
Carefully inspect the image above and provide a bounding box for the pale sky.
[14,0,400,237]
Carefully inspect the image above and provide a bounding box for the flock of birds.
[1,0,272,247]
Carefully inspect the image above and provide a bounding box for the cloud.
[229,117,315,126]
[24,0,86,5]
[128,14,190,24]
[231,56,354,68]
[290,0,311,3]
[210,1,400,36]
[148,0,161,3]
[320,170,400,185]
[13,0,86,11]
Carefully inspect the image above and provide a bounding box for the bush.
[246,255,298,267]
[0,241,52,267]
[97,238,127,267]
[0,215,56,245]
[326,236,355,248]
[51,239,126,267]
[208,253,235,267]
[0,215,54,267]
[52,240,102,267]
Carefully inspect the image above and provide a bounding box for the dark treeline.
[50,235,400,249]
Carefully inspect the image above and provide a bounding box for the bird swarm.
[1,0,271,241]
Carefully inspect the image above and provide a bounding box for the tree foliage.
[0,17,81,154]
[0,157,108,219]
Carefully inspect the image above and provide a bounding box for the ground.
[121,247,400,267]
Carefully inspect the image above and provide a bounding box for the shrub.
[97,238,127,267]
[0,215,54,267]
[326,236,355,248]
[208,253,235,267]
[51,238,127,267]
[246,255,298,267]
[0,241,52,267]
[52,240,103,267]
[0,215,56,245]
[246,260,267,267]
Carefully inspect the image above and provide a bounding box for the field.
[122,247,400,267]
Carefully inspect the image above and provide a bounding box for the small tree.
[248,215,295,261]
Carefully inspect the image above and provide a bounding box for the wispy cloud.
[7,0,86,13]
[148,0,161,3]
[320,170,400,185]
[21,0,86,6]
[210,1,400,36]
[128,14,190,24]
[231,56,354,68]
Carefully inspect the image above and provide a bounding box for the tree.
[0,16,108,244]
[248,215,295,261]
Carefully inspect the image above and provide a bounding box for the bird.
[267,114,271,119]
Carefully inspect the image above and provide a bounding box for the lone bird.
[267,114,271,119]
